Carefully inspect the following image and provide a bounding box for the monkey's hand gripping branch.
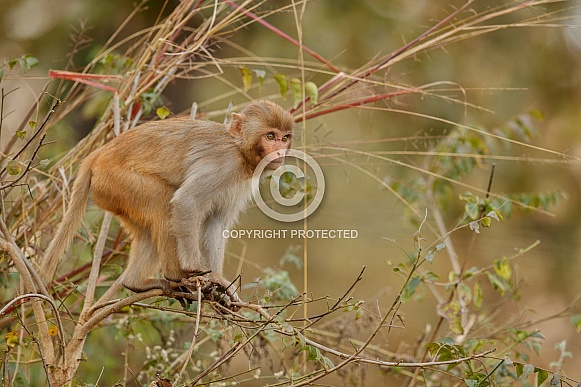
[172,274,242,312]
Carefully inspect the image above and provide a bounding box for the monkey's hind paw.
[177,275,240,312]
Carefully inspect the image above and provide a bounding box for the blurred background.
[1,0,581,383]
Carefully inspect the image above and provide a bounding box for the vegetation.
[0,1,580,385]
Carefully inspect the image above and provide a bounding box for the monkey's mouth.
[266,158,285,169]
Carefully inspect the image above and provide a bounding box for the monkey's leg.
[202,213,242,305]
[121,231,171,293]
[170,191,209,276]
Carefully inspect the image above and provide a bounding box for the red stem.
[299,89,417,121]
[48,70,119,92]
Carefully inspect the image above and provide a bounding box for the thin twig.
[174,282,203,386]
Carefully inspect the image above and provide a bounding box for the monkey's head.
[229,100,295,172]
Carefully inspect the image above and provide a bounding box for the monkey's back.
[92,118,241,187]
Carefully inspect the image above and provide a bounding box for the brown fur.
[40,100,294,294]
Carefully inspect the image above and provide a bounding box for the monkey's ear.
[229,113,244,138]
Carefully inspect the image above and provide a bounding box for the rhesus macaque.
[40,100,294,300]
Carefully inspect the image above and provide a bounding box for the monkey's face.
[258,129,292,170]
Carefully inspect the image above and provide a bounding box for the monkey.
[40,100,295,301]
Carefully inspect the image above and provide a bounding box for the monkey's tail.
[40,157,94,285]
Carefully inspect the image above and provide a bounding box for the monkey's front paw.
[204,274,242,311]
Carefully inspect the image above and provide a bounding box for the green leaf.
[473,281,483,309]
[571,314,581,332]
[0,68,4,82]
[494,258,512,280]
[156,106,170,119]
[28,121,37,130]
[306,345,320,361]
[321,355,334,369]
[438,299,463,334]
[274,73,288,99]
[516,363,523,378]
[529,108,545,120]
[304,81,318,105]
[24,55,39,69]
[239,67,253,92]
[465,202,480,220]
[487,273,508,295]
[401,276,421,303]
[253,69,266,88]
[481,216,491,227]
[457,282,472,306]
[536,369,549,385]
[6,160,21,176]
[290,78,302,109]
[16,131,26,140]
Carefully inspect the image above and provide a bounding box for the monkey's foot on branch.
[174,274,241,312]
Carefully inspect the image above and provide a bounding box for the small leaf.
[437,299,463,334]
[24,55,39,69]
[473,281,483,309]
[0,68,4,82]
[156,106,170,120]
[274,73,288,99]
[436,242,446,251]
[253,69,266,89]
[290,78,302,109]
[485,210,500,222]
[355,308,364,320]
[537,369,549,386]
[469,221,480,234]
[16,131,26,140]
[464,379,478,387]
[425,250,436,263]
[239,67,253,92]
[529,108,545,120]
[306,345,320,361]
[6,160,21,176]
[39,159,50,168]
[494,258,512,280]
[401,276,421,303]
[571,314,581,332]
[5,331,18,347]
[28,120,37,130]
[457,282,472,306]
[481,216,491,227]
[522,363,534,379]
[550,374,560,386]
[487,273,508,295]
[321,355,334,369]
[304,81,319,105]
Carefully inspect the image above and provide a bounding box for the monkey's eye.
[281,134,291,143]
[265,132,276,141]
